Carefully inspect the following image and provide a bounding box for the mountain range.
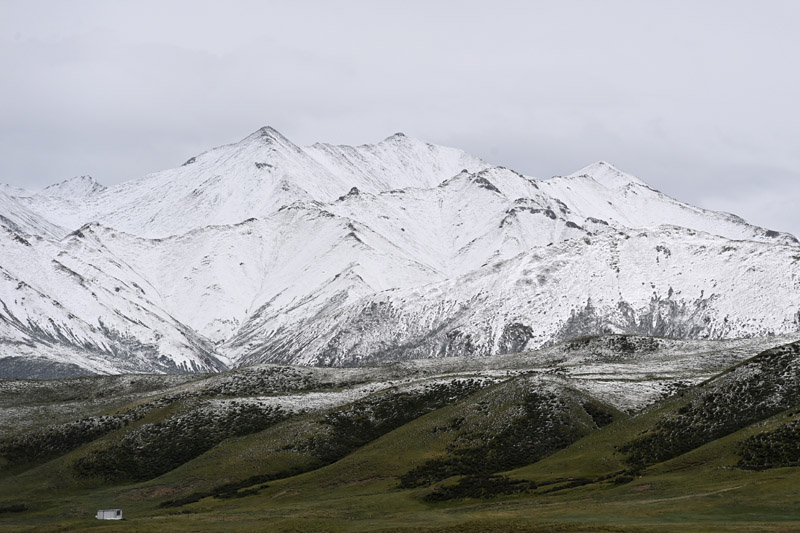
[1,127,798,377]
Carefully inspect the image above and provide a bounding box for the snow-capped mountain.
[36,175,107,199]
[0,184,34,197]
[14,128,487,239]
[235,225,800,366]
[1,127,798,376]
[0,190,67,240]
[0,226,227,377]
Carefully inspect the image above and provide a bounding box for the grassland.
[1,336,799,532]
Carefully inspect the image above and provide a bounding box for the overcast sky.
[1,0,798,236]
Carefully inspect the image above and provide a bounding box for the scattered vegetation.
[564,335,662,355]
[737,417,800,470]
[0,415,130,466]
[424,474,536,501]
[197,366,355,396]
[399,391,611,491]
[0,397,174,467]
[303,379,488,464]
[73,403,287,482]
[0,504,27,514]
[159,467,309,508]
[621,342,800,469]
[582,401,615,428]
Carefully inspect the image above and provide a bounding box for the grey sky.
[1,0,798,236]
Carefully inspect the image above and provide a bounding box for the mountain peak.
[382,132,411,143]
[255,125,281,136]
[37,175,106,199]
[570,161,647,189]
[242,126,294,145]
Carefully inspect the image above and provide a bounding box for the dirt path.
[633,484,745,504]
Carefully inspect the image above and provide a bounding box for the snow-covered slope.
[304,132,484,192]
[0,226,227,377]
[0,184,34,197]
[0,127,798,375]
[228,226,800,366]
[0,190,67,240]
[75,210,443,345]
[16,128,488,239]
[36,175,106,199]
[539,161,797,246]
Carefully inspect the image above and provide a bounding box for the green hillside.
[1,336,799,531]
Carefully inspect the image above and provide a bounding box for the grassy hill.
[1,335,799,531]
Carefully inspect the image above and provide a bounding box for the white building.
[96,509,123,520]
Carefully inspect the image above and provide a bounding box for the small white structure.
[96,509,123,520]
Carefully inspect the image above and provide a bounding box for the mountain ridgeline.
[0,127,798,377]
